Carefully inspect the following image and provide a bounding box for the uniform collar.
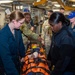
[53,25,67,36]
[5,24,16,39]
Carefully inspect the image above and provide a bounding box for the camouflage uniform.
[20,22,39,46]
[41,19,52,55]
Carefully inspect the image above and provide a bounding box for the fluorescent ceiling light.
[37,0,40,2]
[16,6,20,9]
[54,4,60,7]
[52,2,58,4]
[16,6,23,9]
[0,1,13,3]
[53,9,59,11]
[72,5,75,7]
[20,6,23,9]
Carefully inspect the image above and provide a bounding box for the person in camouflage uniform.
[41,10,53,56]
[20,13,41,50]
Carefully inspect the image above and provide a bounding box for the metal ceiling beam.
[33,0,47,6]
[57,0,75,10]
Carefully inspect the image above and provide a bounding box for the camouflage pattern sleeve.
[20,24,39,40]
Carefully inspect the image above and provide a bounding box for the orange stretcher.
[22,44,50,75]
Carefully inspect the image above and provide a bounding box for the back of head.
[9,10,24,22]
[49,12,70,26]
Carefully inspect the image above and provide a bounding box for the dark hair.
[48,10,53,13]
[49,12,70,26]
[24,12,31,18]
[9,10,24,22]
[60,7,65,10]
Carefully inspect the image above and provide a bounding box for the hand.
[41,41,45,46]
[33,52,38,58]
[28,54,32,58]
[20,57,25,62]
[38,36,42,42]
[28,54,34,59]
[30,27,34,31]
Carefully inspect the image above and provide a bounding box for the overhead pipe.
[57,0,75,11]
[33,0,47,6]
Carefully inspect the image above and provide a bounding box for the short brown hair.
[9,10,24,22]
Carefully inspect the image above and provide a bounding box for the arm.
[51,44,73,75]
[19,30,25,58]
[51,37,74,75]
[0,42,19,75]
[20,24,39,40]
[41,21,46,44]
